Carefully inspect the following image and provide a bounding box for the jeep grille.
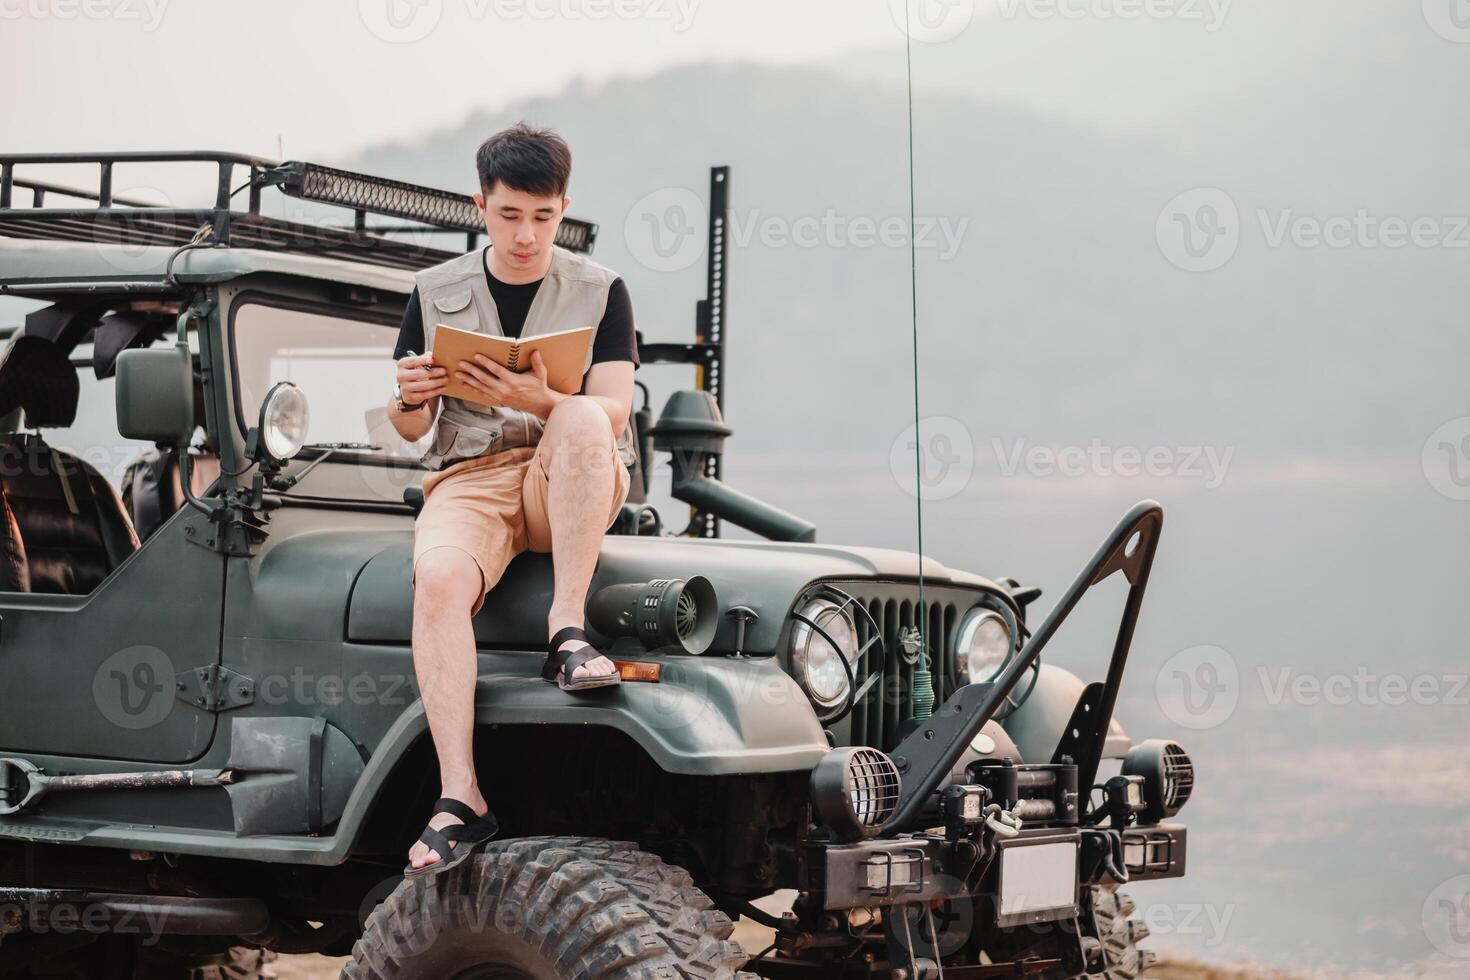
[824,584,978,753]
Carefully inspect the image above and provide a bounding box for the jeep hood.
[319,531,996,651]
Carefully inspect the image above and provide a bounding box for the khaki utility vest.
[415,245,637,471]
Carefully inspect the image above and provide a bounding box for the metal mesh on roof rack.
[273,161,598,253]
[554,219,593,253]
[283,162,482,232]
[0,210,463,273]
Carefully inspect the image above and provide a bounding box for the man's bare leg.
[540,397,619,680]
[407,546,489,869]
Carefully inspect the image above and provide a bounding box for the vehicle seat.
[121,445,219,542]
[121,449,182,543]
[0,336,140,594]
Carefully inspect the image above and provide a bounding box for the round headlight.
[954,607,1014,685]
[259,382,310,462]
[791,598,859,711]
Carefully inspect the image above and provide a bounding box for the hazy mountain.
[340,2,1468,486]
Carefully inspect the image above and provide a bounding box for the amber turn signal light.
[613,660,662,683]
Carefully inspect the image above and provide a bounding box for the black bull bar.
[807,501,1181,920]
[886,499,1165,833]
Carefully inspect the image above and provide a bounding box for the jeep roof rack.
[0,151,597,272]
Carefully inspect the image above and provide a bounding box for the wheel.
[1091,886,1156,979]
[344,836,758,980]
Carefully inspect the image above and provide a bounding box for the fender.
[329,652,830,860]
[5,654,828,866]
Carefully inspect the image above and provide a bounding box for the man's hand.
[388,353,447,442]
[395,353,449,408]
[454,350,564,419]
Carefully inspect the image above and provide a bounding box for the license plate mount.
[995,835,1080,928]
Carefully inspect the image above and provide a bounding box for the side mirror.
[116,345,194,445]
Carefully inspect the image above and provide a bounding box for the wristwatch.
[393,383,425,413]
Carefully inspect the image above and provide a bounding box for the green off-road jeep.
[0,153,1192,979]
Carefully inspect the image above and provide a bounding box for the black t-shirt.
[393,248,639,370]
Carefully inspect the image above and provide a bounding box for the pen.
[404,350,433,372]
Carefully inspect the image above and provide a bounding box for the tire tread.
[343,836,758,980]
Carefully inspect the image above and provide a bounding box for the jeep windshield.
[229,297,425,463]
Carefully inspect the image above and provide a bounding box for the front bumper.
[809,822,1187,915]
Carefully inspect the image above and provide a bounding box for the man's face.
[474,182,567,273]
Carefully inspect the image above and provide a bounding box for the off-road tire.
[1092,886,1156,979]
[343,836,759,980]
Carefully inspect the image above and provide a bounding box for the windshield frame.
[224,287,418,469]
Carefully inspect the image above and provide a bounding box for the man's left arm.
[566,361,634,437]
[575,278,638,436]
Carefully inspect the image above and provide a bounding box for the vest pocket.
[431,289,479,332]
[423,419,460,469]
[424,415,503,469]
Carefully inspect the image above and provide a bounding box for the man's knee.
[413,547,483,612]
[541,398,616,479]
[546,395,611,440]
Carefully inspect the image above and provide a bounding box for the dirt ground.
[266,885,1293,980]
[268,907,783,978]
[271,956,348,979]
[268,953,1290,979]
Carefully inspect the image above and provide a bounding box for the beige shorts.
[412,429,631,615]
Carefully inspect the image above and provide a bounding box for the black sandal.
[402,797,499,879]
[542,626,622,692]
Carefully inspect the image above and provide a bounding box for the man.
[387,123,640,875]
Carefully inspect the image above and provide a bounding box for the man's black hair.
[476,123,571,198]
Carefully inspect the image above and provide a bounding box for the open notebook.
[431,324,593,404]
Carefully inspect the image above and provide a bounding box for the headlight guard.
[789,585,883,722]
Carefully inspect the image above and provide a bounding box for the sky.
[0,0,915,161]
